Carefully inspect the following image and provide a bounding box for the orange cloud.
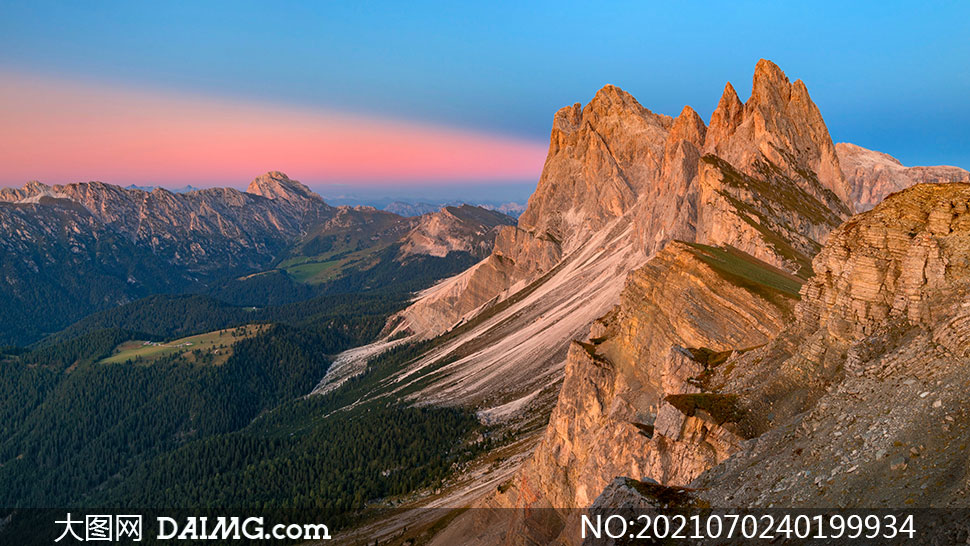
[0,71,548,186]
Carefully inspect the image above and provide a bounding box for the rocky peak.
[393,61,858,343]
[549,103,583,156]
[749,57,792,106]
[705,59,852,213]
[0,180,54,202]
[245,171,322,204]
[838,142,902,166]
[705,82,743,145]
[584,84,654,123]
[517,83,671,247]
[2,174,335,274]
[415,61,970,542]
[24,180,52,194]
[398,205,515,260]
[668,105,707,148]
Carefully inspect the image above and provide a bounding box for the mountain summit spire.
[246,171,322,203]
[704,58,853,211]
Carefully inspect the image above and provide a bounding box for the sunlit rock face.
[429,60,970,544]
[394,59,851,341]
[685,183,970,508]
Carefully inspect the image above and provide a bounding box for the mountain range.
[0,173,513,344]
[385,200,527,218]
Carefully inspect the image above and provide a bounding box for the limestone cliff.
[426,60,869,544]
[530,243,803,506]
[597,183,970,509]
[837,142,969,212]
[391,86,674,337]
[441,180,970,542]
[431,242,809,544]
[704,60,852,211]
[394,59,850,342]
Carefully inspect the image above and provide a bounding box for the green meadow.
[99,324,268,365]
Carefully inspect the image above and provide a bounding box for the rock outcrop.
[704,60,852,213]
[837,142,970,212]
[391,86,673,337]
[419,60,970,545]
[394,59,853,341]
[393,60,848,417]
[532,243,802,506]
[246,170,325,207]
[452,243,806,543]
[384,63,856,443]
[594,183,970,509]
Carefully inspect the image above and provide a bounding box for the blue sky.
[1,0,968,189]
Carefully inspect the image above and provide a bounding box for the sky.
[1,1,968,197]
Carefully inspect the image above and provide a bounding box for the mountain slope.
[0,198,185,344]
[687,183,970,506]
[398,204,515,260]
[277,203,514,294]
[0,171,513,345]
[837,142,970,211]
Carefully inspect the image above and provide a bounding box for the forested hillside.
[0,244,491,543]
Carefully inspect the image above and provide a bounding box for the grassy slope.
[99,324,268,365]
[282,242,389,284]
[683,242,804,300]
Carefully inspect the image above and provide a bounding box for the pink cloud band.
[0,71,548,186]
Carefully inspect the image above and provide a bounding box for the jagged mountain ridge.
[393,60,853,341]
[404,61,970,543]
[375,60,854,433]
[0,172,331,343]
[0,174,513,344]
[332,58,865,542]
[0,172,331,273]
